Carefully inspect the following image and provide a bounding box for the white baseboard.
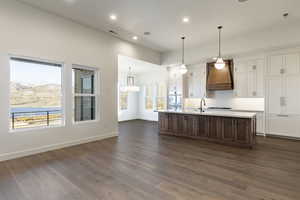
[0,132,118,162]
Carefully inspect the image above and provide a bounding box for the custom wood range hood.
[206,59,234,90]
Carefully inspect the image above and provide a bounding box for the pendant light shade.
[215,26,225,70]
[121,67,140,92]
[215,57,225,70]
[179,36,188,74]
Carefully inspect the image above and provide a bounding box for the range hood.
[206,59,234,91]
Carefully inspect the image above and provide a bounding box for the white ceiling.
[118,55,165,75]
[18,0,300,52]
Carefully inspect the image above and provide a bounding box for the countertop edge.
[156,110,257,119]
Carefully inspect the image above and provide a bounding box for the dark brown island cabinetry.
[158,112,256,148]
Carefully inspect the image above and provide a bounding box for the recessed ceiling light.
[182,17,190,23]
[110,14,117,20]
[132,36,138,40]
[65,0,76,3]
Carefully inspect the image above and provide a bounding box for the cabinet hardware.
[277,114,289,117]
[280,68,285,74]
[252,65,257,70]
[252,91,257,96]
[280,97,286,106]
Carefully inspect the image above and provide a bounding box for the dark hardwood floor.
[0,120,300,200]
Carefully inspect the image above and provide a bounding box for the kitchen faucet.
[199,96,206,112]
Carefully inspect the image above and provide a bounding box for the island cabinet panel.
[198,116,209,138]
[208,116,223,140]
[159,113,256,148]
[159,113,169,132]
[235,118,250,144]
[222,118,236,142]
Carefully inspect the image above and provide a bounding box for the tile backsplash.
[184,97,264,111]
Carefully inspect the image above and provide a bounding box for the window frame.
[155,82,167,110]
[144,84,154,111]
[8,54,65,132]
[72,64,99,124]
[119,90,129,111]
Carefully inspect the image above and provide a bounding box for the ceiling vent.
[109,30,118,35]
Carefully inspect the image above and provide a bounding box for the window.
[119,91,128,110]
[72,66,98,122]
[145,85,153,110]
[168,91,182,110]
[156,83,167,110]
[9,57,63,130]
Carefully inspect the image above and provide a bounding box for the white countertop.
[156,109,256,118]
[230,108,264,113]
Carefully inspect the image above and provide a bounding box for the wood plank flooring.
[0,120,299,200]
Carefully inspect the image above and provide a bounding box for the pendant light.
[215,26,226,70]
[179,36,188,74]
[121,67,140,92]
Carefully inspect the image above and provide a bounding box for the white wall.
[118,72,139,121]
[0,0,161,161]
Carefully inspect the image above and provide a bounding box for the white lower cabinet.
[267,114,300,138]
[256,112,265,135]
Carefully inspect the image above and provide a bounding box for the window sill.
[73,119,99,125]
[10,124,65,134]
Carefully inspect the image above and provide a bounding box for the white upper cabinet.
[234,58,264,98]
[186,64,206,98]
[268,55,283,76]
[267,53,300,76]
[285,53,300,75]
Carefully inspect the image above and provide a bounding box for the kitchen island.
[157,109,256,148]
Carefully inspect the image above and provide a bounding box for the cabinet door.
[169,114,178,133]
[187,64,206,98]
[248,63,256,97]
[285,53,300,75]
[188,115,200,137]
[222,118,235,142]
[266,77,282,114]
[267,114,300,137]
[256,112,265,134]
[198,116,209,138]
[159,113,169,132]
[284,75,300,115]
[268,55,284,76]
[208,117,222,140]
[235,119,250,144]
[235,72,248,97]
[255,59,265,97]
